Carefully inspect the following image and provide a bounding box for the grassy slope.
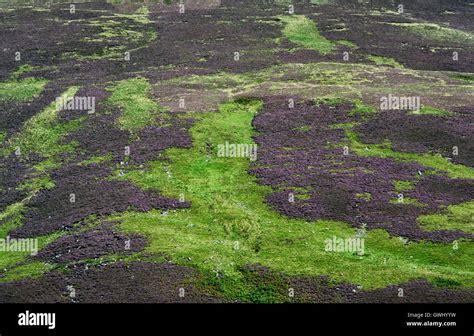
[0,8,472,300]
[0,87,82,282]
[110,99,473,300]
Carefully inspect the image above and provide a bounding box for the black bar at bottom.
[0,303,471,335]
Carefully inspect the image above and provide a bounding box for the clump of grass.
[280,15,336,55]
[314,97,346,106]
[107,77,165,132]
[349,99,376,116]
[337,39,358,49]
[12,64,38,77]
[0,191,65,282]
[62,46,125,61]
[345,129,474,179]
[0,261,55,283]
[393,180,415,192]
[329,122,354,129]
[3,86,81,158]
[295,193,311,200]
[0,76,48,102]
[17,176,55,192]
[391,23,474,44]
[367,55,404,69]
[451,73,474,83]
[291,125,312,132]
[415,106,453,116]
[99,27,143,40]
[69,9,156,61]
[0,203,28,270]
[310,0,336,4]
[356,192,372,201]
[205,265,290,303]
[80,153,113,165]
[115,6,152,25]
[390,197,425,207]
[418,201,474,234]
[0,222,63,283]
[33,158,61,172]
[85,18,156,43]
[306,69,355,85]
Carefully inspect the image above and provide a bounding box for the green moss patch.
[107,77,165,132]
[393,180,415,192]
[0,77,48,102]
[345,129,474,180]
[390,23,474,45]
[415,106,453,116]
[3,86,81,158]
[418,201,474,234]
[280,15,336,55]
[367,55,404,69]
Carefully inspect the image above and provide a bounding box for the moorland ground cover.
[0,0,472,302]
